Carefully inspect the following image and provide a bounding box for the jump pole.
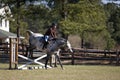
[9,37,51,70]
[9,38,18,69]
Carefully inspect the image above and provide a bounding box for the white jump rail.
[9,37,52,70]
[18,54,52,70]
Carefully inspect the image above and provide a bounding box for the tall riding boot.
[42,42,48,49]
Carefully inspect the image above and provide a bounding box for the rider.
[42,23,57,49]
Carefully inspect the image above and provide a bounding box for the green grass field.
[0,63,120,80]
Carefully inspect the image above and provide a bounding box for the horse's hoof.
[54,65,57,67]
[62,68,64,70]
[45,66,47,69]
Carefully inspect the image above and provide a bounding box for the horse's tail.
[26,30,34,36]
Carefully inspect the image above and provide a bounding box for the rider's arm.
[50,28,56,38]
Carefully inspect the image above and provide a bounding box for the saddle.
[42,38,57,49]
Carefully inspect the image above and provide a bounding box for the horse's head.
[56,39,73,53]
[55,38,67,46]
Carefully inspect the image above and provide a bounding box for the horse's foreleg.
[45,54,50,69]
[49,55,53,67]
[54,49,61,67]
[53,54,57,67]
[55,54,63,70]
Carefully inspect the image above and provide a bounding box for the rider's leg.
[42,35,49,49]
[42,41,47,49]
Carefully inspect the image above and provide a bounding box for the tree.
[109,8,120,44]
[1,0,116,49]
[104,3,120,46]
[59,0,111,48]
[46,0,113,47]
[2,0,27,37]
[2,0,51,36]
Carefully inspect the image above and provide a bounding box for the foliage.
[1,0,120,49]
[58,0,114,49]
[2,0,53,36]
[23,5,51,33]
[60,0,106,35]
[104,3,120,45]
[110,8,120,44]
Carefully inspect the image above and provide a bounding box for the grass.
[0,63,120,80]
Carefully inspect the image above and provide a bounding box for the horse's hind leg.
[54,55,57,67]
[50,54,56,67]
[50,54,57,67]
[29,49,33,58]
[55,54,63,70]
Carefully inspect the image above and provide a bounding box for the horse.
[26,30,73,69]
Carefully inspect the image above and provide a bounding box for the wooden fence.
[0,42,9,53]
[0,42,119,66]
[0,42,27,53]
[60,48,120,65]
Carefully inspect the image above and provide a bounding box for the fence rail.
[0,42,119,66]
[60,48,120,65]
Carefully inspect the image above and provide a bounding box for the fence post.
[71,52,74,65]
[9,38,12,69]
[116,50,119,66]
[6,42,9,54]
[104,50,107,57]
[9,38,18,69]
[15,38,18,69]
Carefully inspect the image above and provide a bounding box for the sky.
[25,0,120,6]
[25,0,47,5]
[101,0,120,4]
